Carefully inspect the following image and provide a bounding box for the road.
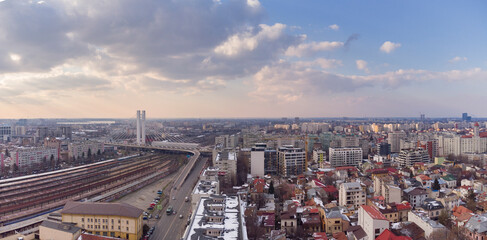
[150,157,207,240]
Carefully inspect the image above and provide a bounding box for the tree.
[466,189,477,212]
[87,148,92,159]
[5,149,9,157]
[97,149,101,155]
[432,178,441,191]
[142,224,150,236]
[269,181,275,195]
[13,163,19,173]
[438,209,450,227]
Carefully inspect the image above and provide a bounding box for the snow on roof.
[186,195,241,240]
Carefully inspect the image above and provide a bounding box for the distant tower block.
[136,110,141,145]
[141,110,146,145]
[136,110,146,145]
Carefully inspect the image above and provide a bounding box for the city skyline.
[1,0,486,118]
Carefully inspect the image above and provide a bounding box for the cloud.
[214,23,286,57]
[285,41,344,57]
[250,60,487,102]
[380,41,401,53]
[328,24,339,30]
[0,0,304,96]
[449,56,467,63]
[356,59,369,73]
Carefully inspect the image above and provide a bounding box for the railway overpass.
[104,143,210,189]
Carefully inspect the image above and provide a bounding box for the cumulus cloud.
[285,41,344,57]
[328,24,339,30]
[0,0,305,102]
[449,56,467,63]
[356,60,369,73]
[380,41,401,53]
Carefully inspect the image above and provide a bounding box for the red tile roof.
[361,205,387,221]
[375,229,412,240]
[396,202,412,211]
[312,232,328,240]
[335,166,358,172]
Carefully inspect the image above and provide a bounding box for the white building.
[214,150,237,184]
[437,123,487,156]
[250,143,266,177]
[408,210,446,238]
[68,141,104,160]
[358,205,389,239]
[9,147,59,170]
[329,148,362,167]
[339,182,366,209]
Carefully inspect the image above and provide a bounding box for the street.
[150,157,207,240]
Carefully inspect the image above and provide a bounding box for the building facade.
[329,148,362,167]
[61,201,143,240]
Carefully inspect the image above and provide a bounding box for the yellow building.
[61,201,143,240]
[39,220,81,240]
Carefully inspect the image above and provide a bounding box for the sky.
[0,0,486,119]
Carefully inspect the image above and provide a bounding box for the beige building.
[61,201,143,240]
[339,182,366,209]
[358,205,389,239]
[68,141,104,160]
[373,176,402,204]
[39,220,81,240]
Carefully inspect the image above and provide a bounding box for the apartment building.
[278,145,305,176]
[329,148,362,167]
[339,182,366,209]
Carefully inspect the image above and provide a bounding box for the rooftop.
[61,201,143,219]
[361,205,387,221]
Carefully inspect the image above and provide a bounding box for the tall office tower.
[420,114,425,122]
[397,149,430,167]
[136,110,146,145]
[388,131,406,153]
[329,147,362,167]
[463,113,472,122]
[278,145,305,176]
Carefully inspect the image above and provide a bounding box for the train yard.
[0,153,185,238]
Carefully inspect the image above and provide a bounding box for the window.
[82,218,84,222]
[375,229,380,234]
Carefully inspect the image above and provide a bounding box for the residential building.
[388,131,406,153]
[329,148,362,167]
[339,182,366,209]
[312,149,326,168]
[191,167,220,210]
[417,198,444,220]
[9,146,59,170]
[61,201,143,240]
[184,195,243,239]
[68,141,104,160]
[403,187,428,208]
[407,211,446,238]
[358,205,389,239]
[464,213,487,240]
[323,207,350,234]
[397,149,430,167]
[214,149,238,184]
[278,145,305,176]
